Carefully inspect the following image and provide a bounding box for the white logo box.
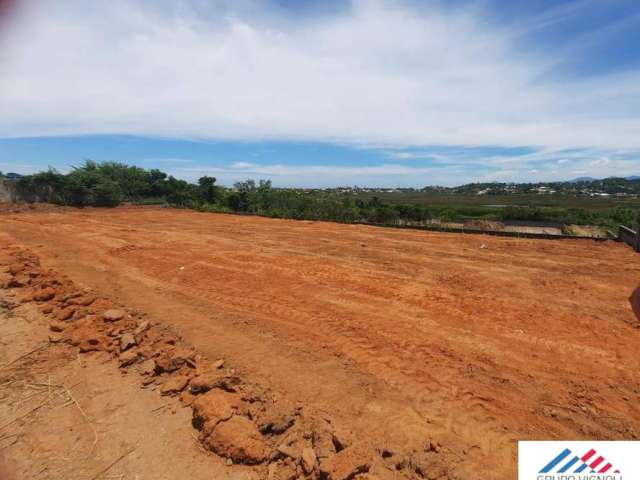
[518,441,640,480]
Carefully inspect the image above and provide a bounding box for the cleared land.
[1,205,639,479]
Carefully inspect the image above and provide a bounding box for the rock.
[160,375,190,395]
[60,291,82,303]
[48,333,63,343]
[213,358,224,369]
[136,346,153,359]
[68,321,107,353]
[134,319,150,339]
[179,390,197,407]
[48,320,67,332]
[411,452,448,480]
[106,325,122,337]
[276,444,300,461]
[202,415,269,464]
[119,333,136,352]
[137,358,156,375]
[56,305,77,321]
[39,304,54,314]
[79,338,105,353]
[332,428,352,452]
[320,445,371,480]
[141,376,155,386]
[301,446,317,474]
[173,347,195,366]
[33,287,55,302]
[155,347,194,373]
[155,352,178,373]
[118,350,139,367]
[73,307,90,319]
[190,370,226,393]
[192,389,241,429]
[70,295,96,306]
[259,412,296,435]
[311,423,338,462]
[60,290,81,301]
[103,309,126,322]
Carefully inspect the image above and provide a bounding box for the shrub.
[91,179,123,207]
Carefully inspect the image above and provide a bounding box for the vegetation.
[425,177,640,195]
[11,161,640,233]
[15,162,196,207]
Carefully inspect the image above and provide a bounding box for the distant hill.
[570,175,639,182]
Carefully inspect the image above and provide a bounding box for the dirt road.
[2,206,639,479]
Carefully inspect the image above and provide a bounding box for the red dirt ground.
[1,205,639,479]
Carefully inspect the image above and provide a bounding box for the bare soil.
[0,277,252,480]
[1,205,639,480]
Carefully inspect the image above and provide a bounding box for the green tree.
[197,176,220,204]
[91,179,123,207]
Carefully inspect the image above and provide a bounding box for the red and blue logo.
[540,448,620,475]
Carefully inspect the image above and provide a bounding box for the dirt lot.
[1,205,639,479]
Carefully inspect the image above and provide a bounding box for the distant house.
[534,186,555,194]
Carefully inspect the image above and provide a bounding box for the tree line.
[7,161,638,231]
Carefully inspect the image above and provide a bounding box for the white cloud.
[231,161,258,169]
[0,0,639,163]
[473,148,640,183]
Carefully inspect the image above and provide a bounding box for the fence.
[618,225,640,251]
[355,221,608,241]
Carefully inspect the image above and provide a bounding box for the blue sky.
[0,0,639,187]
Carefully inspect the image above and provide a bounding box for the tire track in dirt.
[104,236,639,474]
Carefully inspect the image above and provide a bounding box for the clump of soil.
[1,247,450,480]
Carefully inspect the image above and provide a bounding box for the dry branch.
[87,446,136,480]
[0,343,49,370]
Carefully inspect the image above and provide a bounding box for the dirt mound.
[1,247,446,479]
